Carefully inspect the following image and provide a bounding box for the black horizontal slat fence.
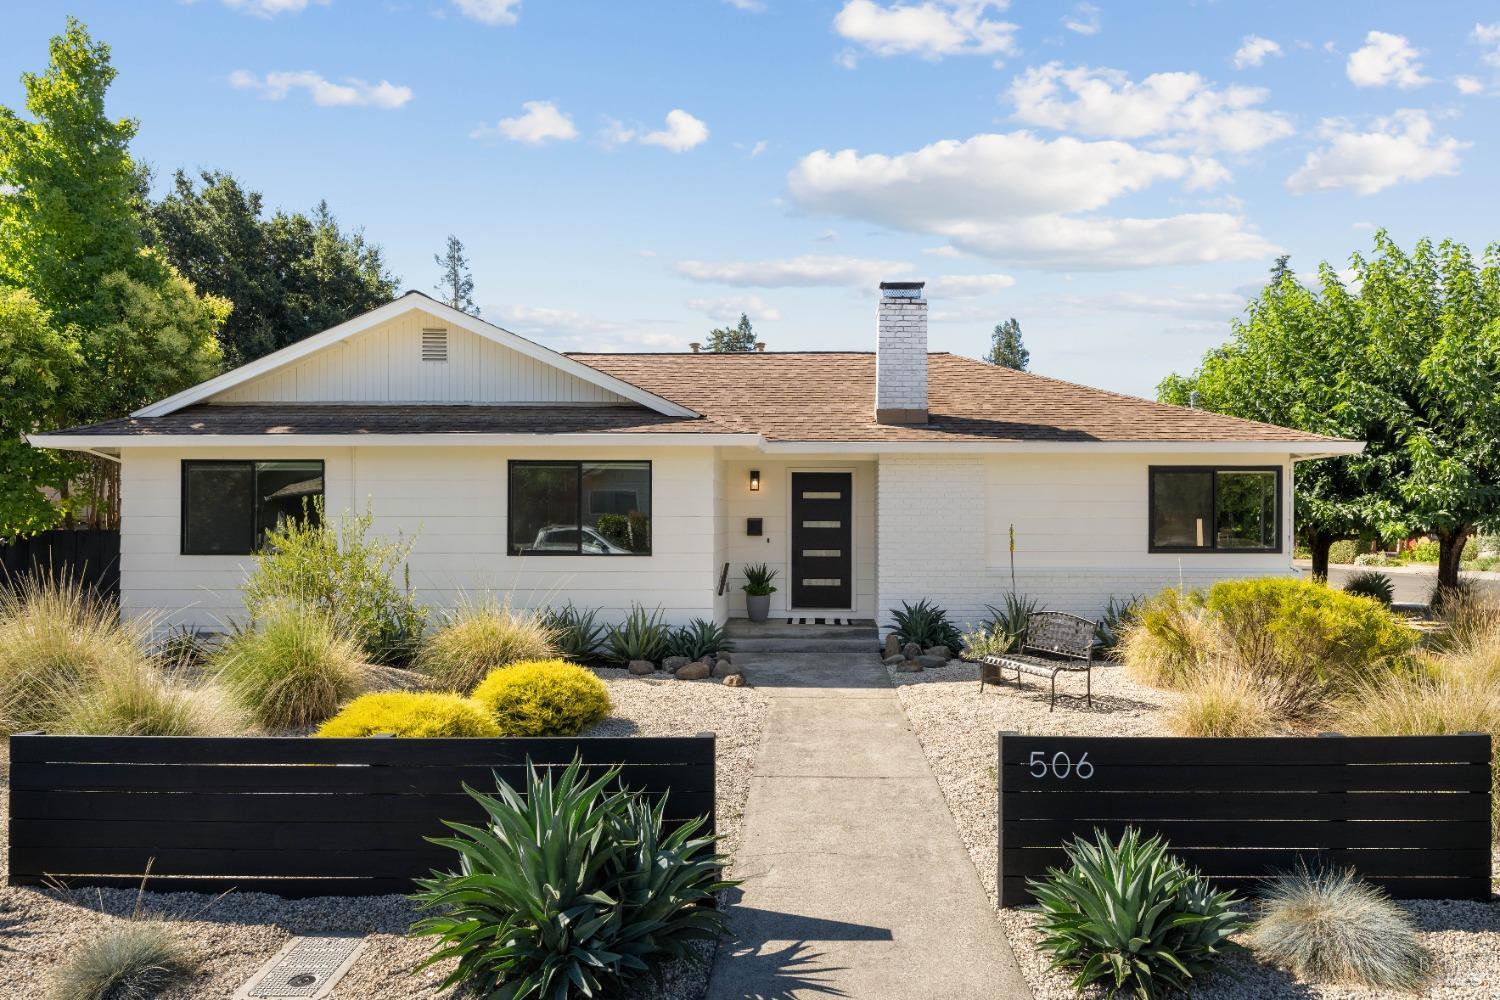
[0,530,119,601]
[999,733,1492,907]
[8,733,715,897]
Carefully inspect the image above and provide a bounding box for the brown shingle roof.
[567,351,1342,444]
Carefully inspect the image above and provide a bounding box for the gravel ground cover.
[0,670,768,1000]
[889,658,1500,1000]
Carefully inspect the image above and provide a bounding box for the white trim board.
[132,293,699,420]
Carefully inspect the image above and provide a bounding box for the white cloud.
[1233,35,1281,69]
[1008,63,1294,154]
[222,0,327,17]
[686,295,782,323]
[927,273,1016,297]
[835,49,860,70]
[227,70,412,108]
[922,245,967,258]
[470,101,578,144]
[676,254,913,287]
[787,131,1276,269]
[749,139,768,157]
[1455,76,1485,95]
[1346,31,1430,88]
[640,110,710,152]
[598,119,637,147]
[1062,2,1100,36]
[833,0,1018,60]
[723,0,766,10]
[1473,23,1500,67]
[1286,110,1465,195]
[490,304,684,352]
[452,0,521,26]
[1085,289,1244,320]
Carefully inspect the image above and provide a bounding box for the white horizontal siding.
[212,309,628,405]
[119,444,719,634]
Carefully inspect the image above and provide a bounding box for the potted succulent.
[741,563,778,623]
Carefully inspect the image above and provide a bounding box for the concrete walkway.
[706,650,1030,1000]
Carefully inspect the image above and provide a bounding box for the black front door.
[790,472,853,610]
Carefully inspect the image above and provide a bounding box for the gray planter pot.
[745,593,772,622]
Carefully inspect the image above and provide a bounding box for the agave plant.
[1094,594,1142,657]
[410,759,736,999]
[667,618,733,661]
[1342,571,1395,608]
[602,603,673,664]
[886,599,963,651]
[1028,827,1245,999]
[540,602,606,661]
[984,593,1043,653]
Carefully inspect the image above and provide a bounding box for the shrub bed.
[472,659,611,737]
[315,691,501,738]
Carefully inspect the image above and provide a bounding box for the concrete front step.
[724,619,877,641]
[731,636,881,654]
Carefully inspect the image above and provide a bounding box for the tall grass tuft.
[52,918,197,1000]
[1117,588,1211,688]
[54,660,249,736]
[417,597,556,693]
[1167,667,1277,737]
[1247,865,1430,991]
[0,577,149,734]
[211,602,367,729]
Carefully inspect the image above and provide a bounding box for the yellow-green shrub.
[315,691,500,738]
[471,659,611,737]
[211,603,367,730]
[1168,668,1277,737]
[417,598,555,693]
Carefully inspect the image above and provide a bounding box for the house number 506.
[1029,751,1094,780]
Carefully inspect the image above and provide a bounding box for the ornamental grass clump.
[411,759,735,999]
[471,659,611,737]
[315,691,500,738]
[418,597,555,693]
[211,603,367,730]
[1118,587,1211,689]
[52,918,197,1000]
[1029,827,1244,999]
[1167,666,1277,737]
[0,576,149,734]
[54,661,249,737]
[1247,865,1430,991]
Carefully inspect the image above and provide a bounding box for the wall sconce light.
[749,469,761,492]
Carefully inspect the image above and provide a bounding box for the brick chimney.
[875,281,927,424]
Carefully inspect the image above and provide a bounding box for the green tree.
[434,234,478,316]
[707,312,757,352]
[0,289,83,535]
[986,317,1029,370]
[1160,234,1500,588]
[145,171,398,365]
[0,18,229,535]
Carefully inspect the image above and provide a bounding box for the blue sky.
[4,1,1497,398]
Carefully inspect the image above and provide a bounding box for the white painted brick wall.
[876,297,928,413]
[876,453,1298,635]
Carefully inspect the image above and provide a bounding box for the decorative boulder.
[663,655,691,671]
[627,659,655,675]
[675,661,712,680]
[882,654,905,666]
[914,654,947,669]
[716,651,736,665]
[712,660,742,679]
[901,642,922,660]
[884,634,902,657]
[723,673,747,687]
[897,660,923,673]
[923,645,952,661]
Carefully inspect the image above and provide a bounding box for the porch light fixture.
[749,470,761,492]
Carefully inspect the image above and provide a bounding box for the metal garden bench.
[977,611,1101,710]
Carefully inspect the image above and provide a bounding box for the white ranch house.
[30,282,1360,634]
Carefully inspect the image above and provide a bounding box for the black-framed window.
[1149,466,1281,553]
[181,460,324,555]
[509,460,651,556]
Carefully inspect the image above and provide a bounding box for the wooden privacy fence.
[0,529,119,601]
[8,733,716,897]
[999,733,1493,907]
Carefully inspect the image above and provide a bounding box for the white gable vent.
[421,328,448,362]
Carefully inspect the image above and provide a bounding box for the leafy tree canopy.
[986,317,1029,370]
[707,313,757,353]
[1159,234,1500,586]
[145,170,398,365]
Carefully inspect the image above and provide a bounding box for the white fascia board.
[28,432,762,450]
[760,439,1366,457]
[132,294,699,419]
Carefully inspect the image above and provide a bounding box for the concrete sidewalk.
[706,651,1030,1000]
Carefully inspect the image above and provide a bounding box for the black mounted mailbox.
[746,517,763,536]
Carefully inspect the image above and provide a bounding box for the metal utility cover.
[234,934,367,1000]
